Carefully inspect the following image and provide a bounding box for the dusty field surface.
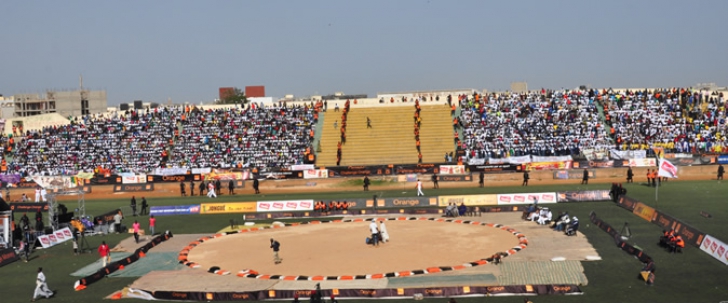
[187,219,520,277]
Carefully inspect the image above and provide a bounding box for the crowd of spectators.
[1,102,319,177]
[458,89,610,161]
[602,88,727,153]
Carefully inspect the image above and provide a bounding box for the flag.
[658,159,678,179]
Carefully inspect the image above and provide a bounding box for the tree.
[217,88,248,105]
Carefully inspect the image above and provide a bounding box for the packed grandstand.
[0,87,725,177]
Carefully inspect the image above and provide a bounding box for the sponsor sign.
[256,200,314,212]
[290,164,315,171]
[0,174,22,185]
[303,169,329,179]
[525,161,572,170]
[15,181,39,188]
[122,174,147,184]
[467,164,519,172]
[438,194,497,207]
[200,202,257,214]
[113,184,155,192]
[90,175,121,185]
[439,165,466,175]
[717,155,728,164]
[628,158,657,167]
[150,205,202,216]
[328,165,390,177]
[675,223,705,247]
[148,174,201,183]
[259,171,303,179]
[0,247,19,267]
[151,167,189,176]
[553,170,596,179]
[37,227,73,249]
[438,174,472,182]
[395,164,438,175]
[9,203,49,213]
[205,171,249,181]
[632,202,656,222]
[497,192,557,205]
[557,190,611,202]
[382,197,438,208]
[572,161,614,169]
[700,235,728,265]
[617,196,638,211]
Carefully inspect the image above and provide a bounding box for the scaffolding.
[46,190,85,231]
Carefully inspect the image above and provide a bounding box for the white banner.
[303,169,329,179]
[37,227,73,249]
[582,149,608,161]
[31,176,78,189]
[496,192,557,205]
[152,167,188,176]
[488,155,531,165]
[610,150,647,160]
[291,164,315,171]
[439,165,466,175]
[256,200,314,212]
[531,155,573,162]
[467,158,486,165]
[191,168,212,175]
[628,158,657,167]
[122,174,147,184]
[699,235,728,265]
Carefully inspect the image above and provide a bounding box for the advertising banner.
[151,167,189,176]
[717,155,728,164]
[290,164,315,171]
[438,194,497,207]
[303,169,329,179]
[616,195,638,211]
[651,210,678,231]
[381,197,438,208]
[150,205,201,216]
[0,174,22,185]
[15,180,39,188]
[497,192,557,205]
[632,202,656,222]
[609,150,646,160]
[394,164,438,175]
[439,165,466,175]
[675,223,705,247]
[113,184,155,192]
[147,174,201,183]
[205,171,249,181]
[314,199,368,210]
[553,169,596,180]
[438,174,472,182]
[191,168,212,175]
[467,158,486,165]
[488,156,531,164]
[37,227,73,249]
[258,171,304,180]
[467,164,519,173]
[256,200,314,212]
[327,165,390,177]
[199,202,257,215]
[700,235,728,265]
[31,175,81,189]
[9,203,49,213]
[121,174,147,184]
[628,158,657,167]
[0,247,19,267]
[572,160,616,169]
[557,190,611,202]
[525,161,572,170]
[90,175,121,185]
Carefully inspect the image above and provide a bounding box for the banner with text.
[121,174,147,184]
[200,202,257,215]
[37,227,73,249]
[557,190,611,202]
[0,247,19,267]
[150,205,201,216]
[439,165,466,175]
[628,158,657,167]
[632,202,657,222]
[496,192,557,205]
[438,194,498,207]
[148,174,201,183]
[303,169,329,179]
[256,200,314,212]
[700,235,728,265]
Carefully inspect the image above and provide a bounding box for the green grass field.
[3,180,728,302]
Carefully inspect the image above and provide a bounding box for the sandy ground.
[130,213,599,293]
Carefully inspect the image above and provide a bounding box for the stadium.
[1,87,728,303]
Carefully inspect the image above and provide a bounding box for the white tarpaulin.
[191,168,212,175]
[488,155,531,165]
[152,167,188,176]
[610,150,647,160]
[531,155,573,162]
[303,169,329,179]
[31,176,78,189]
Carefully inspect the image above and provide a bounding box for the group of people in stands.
[313,200,350,213]
[603,88,726,153]
[523,203,579,236]
[414,100,423,163]
[659,229,685,253]
[1,102,319,177]
[336,100,351,166]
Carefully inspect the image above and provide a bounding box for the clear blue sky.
[2,0,727,105]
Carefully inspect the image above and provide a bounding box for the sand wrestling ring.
[125,214,594,300]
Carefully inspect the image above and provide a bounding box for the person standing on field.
[98,241,111,267]
[270,238,282,264]
[416,179,424,196]
[32,267,54,301]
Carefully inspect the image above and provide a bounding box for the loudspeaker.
[120,103,129,111]
[133,100,143,109]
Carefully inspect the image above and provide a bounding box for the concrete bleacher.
[317,104,454,166]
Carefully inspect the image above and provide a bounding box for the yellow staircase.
[317,105,454,166]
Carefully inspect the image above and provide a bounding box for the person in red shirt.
[98,241,111,267]
[149,215,156,236]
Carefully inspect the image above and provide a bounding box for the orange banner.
[633,202,656,222]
